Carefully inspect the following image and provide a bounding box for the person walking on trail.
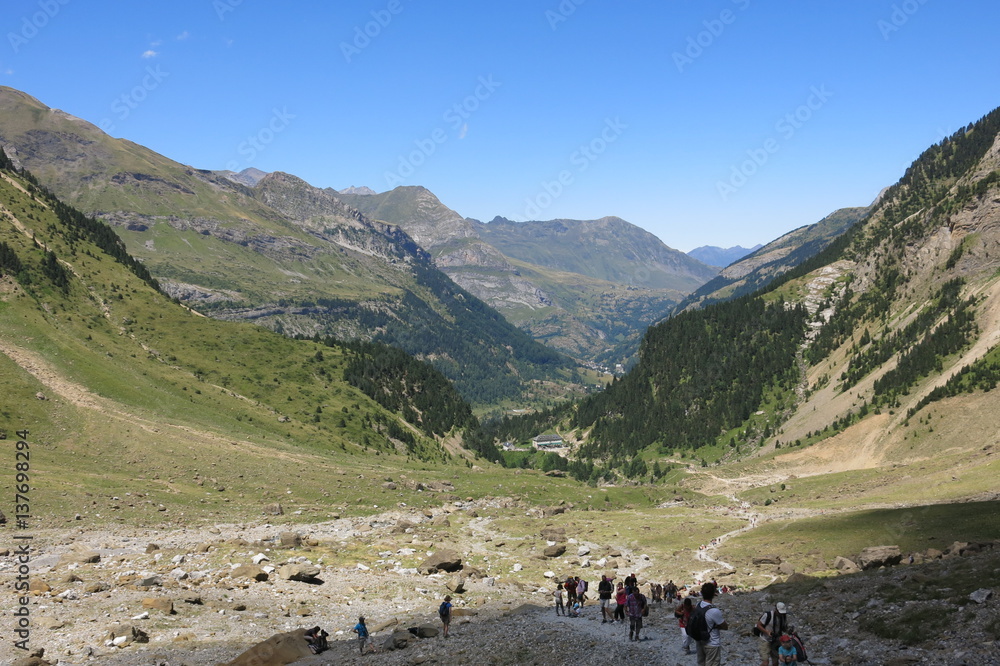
[598,575,614,623]
[614,582,627,622]
[438,595,453,638]
[694,582,728,666]
[755,601,789,666]
[625,585,647,641]
[351,617,374,655]
[675,596,694,654]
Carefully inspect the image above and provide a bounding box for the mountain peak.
[338,185,377,196]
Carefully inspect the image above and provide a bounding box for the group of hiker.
[674,582,806,666]
[325,578,807,664]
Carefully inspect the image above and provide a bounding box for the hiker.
[553,584,565,615]
[439,595,453,638]
[693,582,728,666]
[565,577,577,606]
[625,584,646,641]
[614,582,627,622]
[350,618,372,655]
[305,626,329,654]
[576,576,588,605]
[755,601,789,666]
[675,596,694,654]
[777,634,797,664]
[624,572,637,589]
[598,575,614,623]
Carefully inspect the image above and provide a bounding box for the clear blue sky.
[4,0,999,251]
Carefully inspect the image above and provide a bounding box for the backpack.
[685,603,713,642]
[639,594,649,617]
[789,631,809,662]
[752,610,771,637]
[438,602,450,619]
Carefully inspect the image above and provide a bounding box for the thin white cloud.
[176,31,190,41]
[142,50,158,59]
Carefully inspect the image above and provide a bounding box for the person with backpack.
[777,634,798,663]
[438,595,453,638]
[687,581,728,666]
[755,601,789,666]
[625,585,647,641]
[350,618,372,655]
[598,575,614,623]
[674,596,694,654]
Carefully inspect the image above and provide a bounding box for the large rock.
[383,630,413,651]
[752,555,781,565]
[418,549,462,574]
[231,564,268,582]
[224,628,316,665]
[540,526,566,541]
[857,545,902,570]
[141,597,175,614]
[106,625,148,647]
[61,549,100,566]
[276,563,321,582]
[833,556,860,573]
[543,544,566,558]
[411,624,439,638]
[279,532,301,548]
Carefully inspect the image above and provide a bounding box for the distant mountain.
[673,206,870,313]
[338,187,717,365]
[223,167,269,187]
[687,244,763,268]
[0,86,575,406]
[475,216,718,291]
[339,185,376,196]
[521,103,1000,485]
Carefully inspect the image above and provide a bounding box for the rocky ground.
[2,507,998,666]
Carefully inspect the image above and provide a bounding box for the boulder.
[262,503,283,516]
[231,564,268,582]
[446,576,466,594]
[543,544,566,558]
[418,549,463,574]
[540,526,566,541]
[61,549,100,566]
[383,630,413,651]
[224,628,316,665]
[411,624,439,638]
[969,588,993,604]
[141,597,175,614]
[857,545,902,570]
[279,532,301,548]
[833,556,860,573]
[276,563,321,582]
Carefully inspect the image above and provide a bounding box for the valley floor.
[4,513,998,666]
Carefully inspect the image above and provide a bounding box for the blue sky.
[4,0,999,251]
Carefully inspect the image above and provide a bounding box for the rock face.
[857,545,902,570]
[418,549,463,574]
